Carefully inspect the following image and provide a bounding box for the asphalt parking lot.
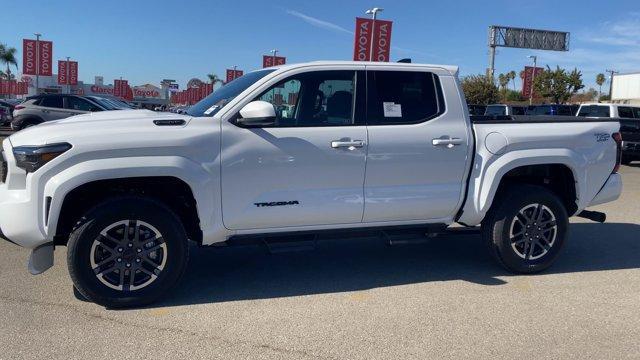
[0,161,639,359]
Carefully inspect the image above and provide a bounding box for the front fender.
[458,148,584,226]
[43,156,219,240]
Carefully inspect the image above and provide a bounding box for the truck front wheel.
[67,197,189,308]
[482,185,569,273]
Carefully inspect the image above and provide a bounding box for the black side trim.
[153,119,186,126]
[471,115,622,124]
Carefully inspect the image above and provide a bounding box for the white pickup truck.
[0,61,623,307]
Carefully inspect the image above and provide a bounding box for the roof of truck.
[265,61,460,76]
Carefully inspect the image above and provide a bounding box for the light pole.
[528,55,537,105]
[365,7,383,62]
[605,69,619,101]
[34,33,41,94]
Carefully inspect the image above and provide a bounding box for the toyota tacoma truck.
[0,61,623,307]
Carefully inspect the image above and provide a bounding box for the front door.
[221,68,368,230]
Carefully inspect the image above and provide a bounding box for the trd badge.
[254,201,300,207]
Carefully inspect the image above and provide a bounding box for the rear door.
[362,67,471,223]
[220,66,368,230]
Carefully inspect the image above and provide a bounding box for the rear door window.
[66,96,102,112]
[366,70,443,125]
[557,106,574,116]
[512,106,526,115]
[485,105,506,116]
[39,96,63,109]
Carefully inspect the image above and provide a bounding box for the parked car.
[577,103,640,164]
[1,100,16,126]
[0,61,622,307]
[576,103,640,118]
[526,104,577,116]
[11,94,109,130]
[84,95,131,110]
[467,104,487,116]
[484,104,527,116]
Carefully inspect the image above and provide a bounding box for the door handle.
[432,137,463,148]
[41,109,50,113]
[331,140,365,149]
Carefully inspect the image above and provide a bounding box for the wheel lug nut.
[136,248,142,253]
[128,243,133,248]
[117,258,122,262]
[126,263,131,268]
[118,247,123,252]
[136,258,141,263]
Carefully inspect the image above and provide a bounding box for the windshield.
[187,69,275,117]
[87,97,120,110]
[578,105,610,117]
[485,105,506,116]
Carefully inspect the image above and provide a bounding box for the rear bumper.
[588,173,622,207]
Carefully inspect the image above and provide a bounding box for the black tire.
[482,184,568,273]
[67,196,189,308]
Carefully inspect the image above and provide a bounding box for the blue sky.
[1,0,639,90]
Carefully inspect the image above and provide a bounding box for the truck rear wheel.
[67,197,189,308]
[482,185,568,273]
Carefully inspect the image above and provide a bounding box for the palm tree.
[595,73,606,99]
[207,73,224,89]
[508,70,517,91]
[0,43,18,81]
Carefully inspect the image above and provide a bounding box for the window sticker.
[383,102,402,117]
[203,105,219,115]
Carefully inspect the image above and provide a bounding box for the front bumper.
[589,173,622,207]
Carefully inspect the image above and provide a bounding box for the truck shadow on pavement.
[158,222,640,307]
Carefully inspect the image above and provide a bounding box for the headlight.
[13,143,72,173]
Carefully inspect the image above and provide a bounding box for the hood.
[9,110,192,147]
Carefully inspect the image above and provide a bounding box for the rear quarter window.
[39,96,64,108]
[485,106,506,116]
[578,105,610,117]
[618,107,634,119]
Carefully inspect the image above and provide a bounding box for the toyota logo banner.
[353,17,393,62]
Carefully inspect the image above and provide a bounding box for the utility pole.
[365,7,383,62]
[528,55,537,105]
[488,26,497,80]
[66,56,71,94]
[605,69,619,101]
[34,33,41,94]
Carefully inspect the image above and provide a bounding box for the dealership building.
[611,72,640,105]
[19,73,171,108]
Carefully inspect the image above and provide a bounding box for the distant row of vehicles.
[7,94,136,130]
[469,103,640,165]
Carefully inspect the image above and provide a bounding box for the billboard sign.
[489,26,569,51]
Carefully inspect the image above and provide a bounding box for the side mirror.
[236,101,276,127]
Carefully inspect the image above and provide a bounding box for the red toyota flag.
[9,80,17,95]
[0,80,6,94]
[121,80,128,99]
[226,69,235,83]
[23,39,37,75]
[353,18,373,61]
[68,61,78,85]
[113,79,122,97]
[58,60,68,85]
[371,19,393,62]
[522,66,544,98]
[262,56,286,68]
[38,40,53,76]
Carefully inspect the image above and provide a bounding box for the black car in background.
[467,104,487,116]
[526,104,578,116]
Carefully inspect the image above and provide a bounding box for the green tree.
[508,70,517,91]
[461,75,500,105]
[0,44,18,81]
[533,66,584,104]
[595,73,606,99]
[207,73,224,88]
